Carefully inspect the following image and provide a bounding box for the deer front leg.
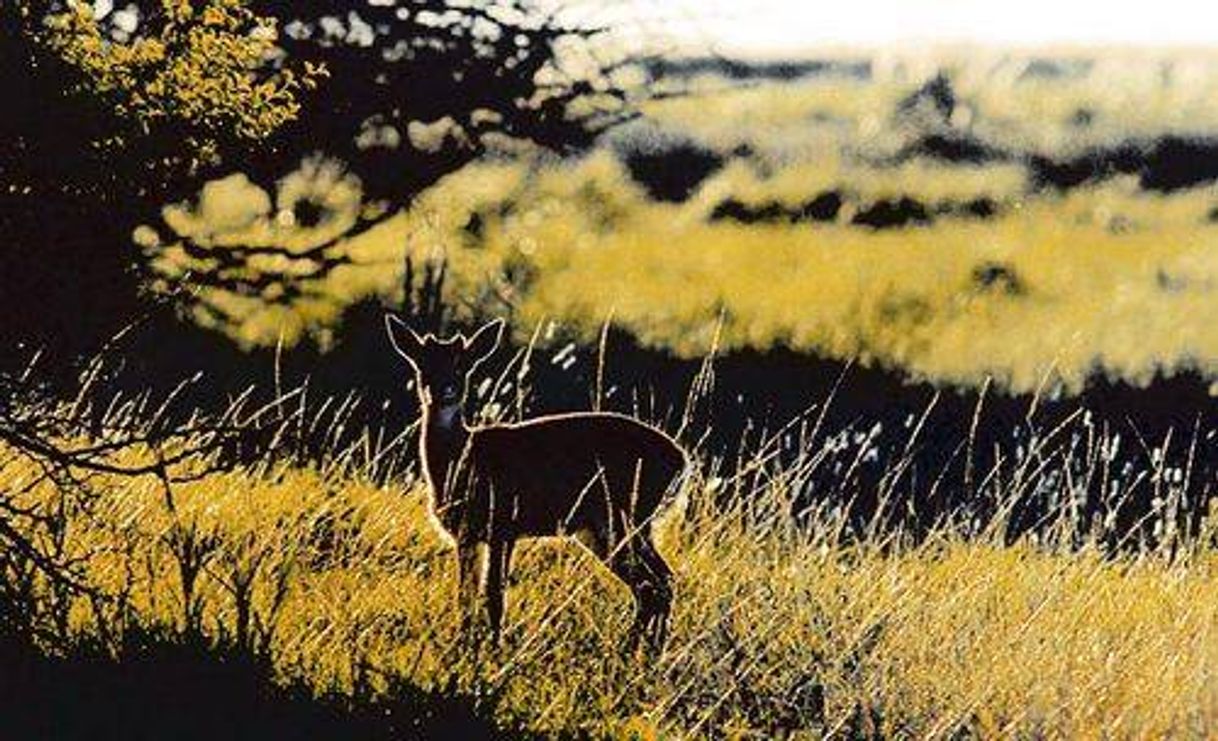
[456,540,484,636]
[485,537,515,644]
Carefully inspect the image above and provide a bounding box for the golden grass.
[141,143,1218,394]
[395,156,1218,393]
[147,147,1218,392]
[139,50,1218,393]
[8,443,1218,738]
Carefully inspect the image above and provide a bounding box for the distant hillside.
[642,55,872,82]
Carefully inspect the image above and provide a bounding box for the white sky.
[575,0,1218,56]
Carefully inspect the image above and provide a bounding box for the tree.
[0,1,318,366]
[1,0,632,369]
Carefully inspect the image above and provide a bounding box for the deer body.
[389,316,687,651]
[423,412,686,539]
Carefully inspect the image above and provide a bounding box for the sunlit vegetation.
[4,384,1217,737]
[143,49,1218,393]
[399,157,1218,392]
[645,47,1218,158]
[150,153,1218,392]
[42,0,322,160]
[141,159,399,349]
[10,13,1218,734]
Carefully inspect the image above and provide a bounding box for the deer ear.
[465,318,504,363]
[385,314,425,365]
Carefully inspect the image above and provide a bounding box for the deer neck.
[418,397,471,503]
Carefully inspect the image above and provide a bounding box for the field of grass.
[26,49,1213,738]
[139,48,1218,395]
[4,384,1217,738]
[16,20,1218,740]
[391,155,1218,393]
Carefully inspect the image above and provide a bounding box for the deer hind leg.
[485,537,515,644]
[603,528,673,655]
[631,533,673,651]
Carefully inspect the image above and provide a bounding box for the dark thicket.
[1,3,155,364]
[1029,135,1218,192]
[620,140,724,202]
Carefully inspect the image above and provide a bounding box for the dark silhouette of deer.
[385,315,689,651]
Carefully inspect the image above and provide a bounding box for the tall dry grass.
[3,376,1216,738]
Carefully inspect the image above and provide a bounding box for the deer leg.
[611,556,647,654]
[583,522,672,654]
[601,540,654,655]
[456,540,484,635]
[635,533,674,651]
[485,537,514,644]
[577,527,642,651]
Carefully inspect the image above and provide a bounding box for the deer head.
[385,316,504,428]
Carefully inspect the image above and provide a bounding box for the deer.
[385,315,690,652]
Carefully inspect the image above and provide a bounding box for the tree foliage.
[45,0,323,162]
[1,0,631,369]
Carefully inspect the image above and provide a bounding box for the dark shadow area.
[643,56,872,83]
[710,192,843,224]
[798,191,847,221]
[0,626,522,741]
[1030,135,1218,192]
[891,74,1011,166]
[851,197,932,229]
[951,197,998,219]
[900,132,1010,165]
[619,141,725,203]
[896,73,957,125]
[709,193,999,228]
[971,261,1024,295]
